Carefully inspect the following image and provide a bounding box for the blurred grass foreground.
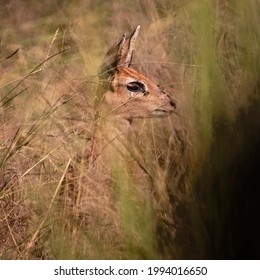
[0,0,259,259]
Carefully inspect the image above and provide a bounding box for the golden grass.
[0,0,259,259]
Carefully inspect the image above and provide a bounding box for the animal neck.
[99,111,131,147]
[90,93,132,164]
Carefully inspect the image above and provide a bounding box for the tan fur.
[61,26,176,242]
[104,67,176,120]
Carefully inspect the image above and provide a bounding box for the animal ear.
[118,25,140,68]
[98,25,140,80]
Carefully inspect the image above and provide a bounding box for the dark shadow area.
[227,101,260,259]
[194,98,260,259]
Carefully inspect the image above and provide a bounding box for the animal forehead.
[117,67,156,85]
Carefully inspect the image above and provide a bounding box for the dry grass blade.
[19,158,72,258]
[0,0,259,260]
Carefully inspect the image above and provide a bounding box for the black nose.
[162,89,177,110]
[170,99,176,110]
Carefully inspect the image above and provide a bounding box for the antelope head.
[98,25,176,121]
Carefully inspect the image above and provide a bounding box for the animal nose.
[170,98,176,110]
[167,94,176,110]
[161,89,177,110]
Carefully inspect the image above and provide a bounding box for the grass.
[0,0,259,259]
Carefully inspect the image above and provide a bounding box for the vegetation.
[0,0,259,259]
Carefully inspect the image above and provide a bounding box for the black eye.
[126,81,146,93]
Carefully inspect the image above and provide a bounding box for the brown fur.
[60,26,177,246]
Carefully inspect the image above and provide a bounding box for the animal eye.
[126,81,146,94]
[127,84,139,92]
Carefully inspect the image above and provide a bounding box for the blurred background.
[0,0,259,259]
